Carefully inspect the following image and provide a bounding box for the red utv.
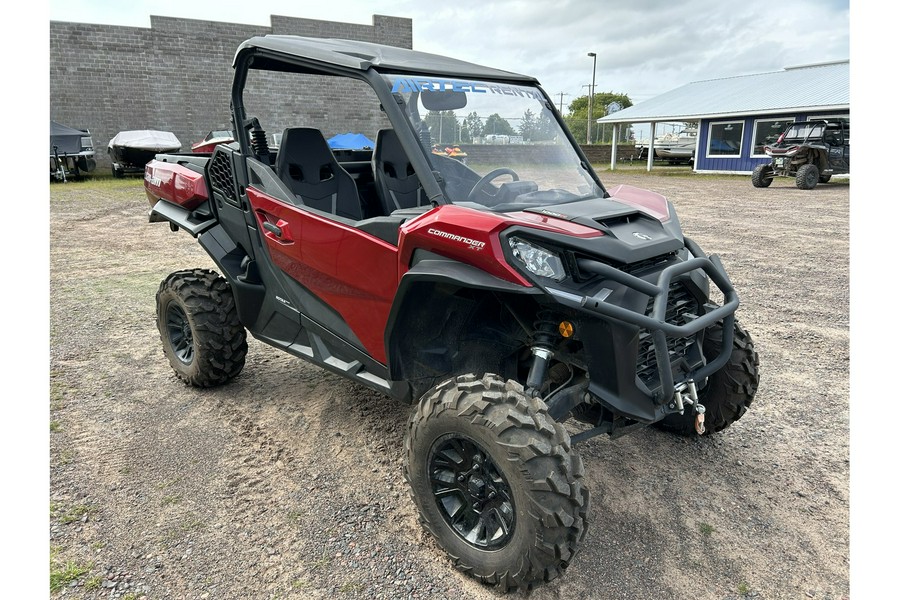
[143,36,759,591]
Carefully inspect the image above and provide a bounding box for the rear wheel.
[112,165,124,178]
[156,269,247,387]
[404,374,589,591]
[656,320,759,436]
[751,164,774,188]
[796,163,819,189]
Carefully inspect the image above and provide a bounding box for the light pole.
[587,52,597,144]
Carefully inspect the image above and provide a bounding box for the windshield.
[384,74,604,212]
[783,122,824,142]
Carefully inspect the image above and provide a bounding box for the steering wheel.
[466,168,520,203]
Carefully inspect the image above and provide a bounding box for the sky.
[45,0,852,134]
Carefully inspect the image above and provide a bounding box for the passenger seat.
[274,127,363,221]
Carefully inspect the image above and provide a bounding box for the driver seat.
[373,128,424,215]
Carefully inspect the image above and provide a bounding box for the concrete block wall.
[49,14,412,172]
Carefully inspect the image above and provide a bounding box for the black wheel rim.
[165,302,194,365]
[429,434,515,550]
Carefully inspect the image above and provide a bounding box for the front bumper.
[542,250,738,423]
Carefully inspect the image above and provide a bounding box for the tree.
[484,113,516,137]
[564,92,633,144]
[463,111,483,142]
[519,109,537,140]
[424,110,460,145]
[534,110,556,142]
[519,108,557,142]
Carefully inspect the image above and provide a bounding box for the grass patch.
[83,575,103,590]
[311,548,332,570]
[287,509,308,522]
[339,581,364,593]
[698,522,715,536]
[50,176,144,190]
[56,449,76,465]
[161,494,182,506]
[87,271,162,299]
[594,163,741,179]
[52,502,97,525]
[160,513,206,547]
[50,420,61,432]
[738,581,751,596]
[157,477,184,489]
[291,578,308,590]
[179,514,205,532]
[49,546,93,592]
[50,380,69,410]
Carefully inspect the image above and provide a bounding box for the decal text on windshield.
[391,78,540,99]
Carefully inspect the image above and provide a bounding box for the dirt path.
[49,174,849,599]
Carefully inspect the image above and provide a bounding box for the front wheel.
[796,163,819,189]
[656,320,759,436]
[404,374,589,591]
[156,269,247,387]
[751,164,773,188]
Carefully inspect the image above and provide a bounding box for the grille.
[573,251,677,281]
[635,282,700,388]
[209,150,238,206]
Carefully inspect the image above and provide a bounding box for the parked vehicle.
[636,127,697,164]
[109,130,181,177]
[431,144,468,162]
[191,130,235,153]
[50,120,96,181]
[143,35,759,591]
[752,118,849,189]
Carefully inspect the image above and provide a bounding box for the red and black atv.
[144,36,759,592]
[752,118,850,189]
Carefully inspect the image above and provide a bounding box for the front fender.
[384,257,540,397]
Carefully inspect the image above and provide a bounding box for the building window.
[707,121,743,157]
[752,118,793,157]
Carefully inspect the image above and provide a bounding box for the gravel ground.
[48,171,849,599]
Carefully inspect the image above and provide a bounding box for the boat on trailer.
[108,130,181,177]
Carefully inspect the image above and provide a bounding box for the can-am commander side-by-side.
[143,36,759,591]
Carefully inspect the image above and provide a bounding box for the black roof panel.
[234,35,538,84]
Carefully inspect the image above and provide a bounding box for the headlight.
[508,236,566,281]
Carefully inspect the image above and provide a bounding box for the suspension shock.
[245,117,270,162]
[525,309,557,396]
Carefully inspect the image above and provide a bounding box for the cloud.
[48,0,850,108]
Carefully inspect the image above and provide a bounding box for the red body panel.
[144,160,208,210]
[605,184,670,222]
[247,192,608,364]
[191,137,234,153]
[248,188,400,363]
[191,142,217,153]
[398,205,603,283]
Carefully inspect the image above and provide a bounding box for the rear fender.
[145,157,209,210]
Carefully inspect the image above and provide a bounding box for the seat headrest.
[375,129,416,181]
[276,128,336,184]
